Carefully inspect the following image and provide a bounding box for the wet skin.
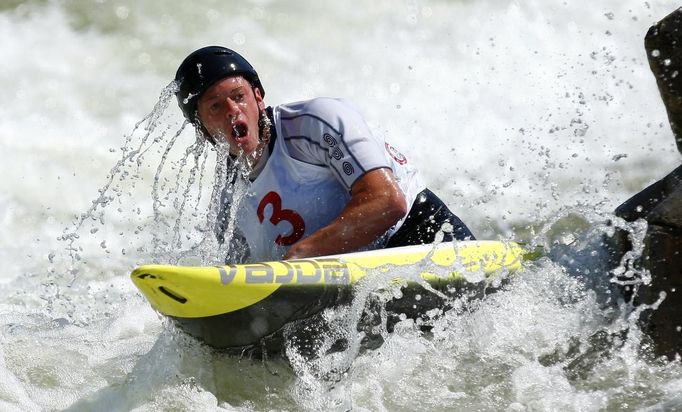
[197,76,266,164]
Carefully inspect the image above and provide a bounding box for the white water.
[1,0,682,410]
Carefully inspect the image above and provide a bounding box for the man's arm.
[283,168,407,259]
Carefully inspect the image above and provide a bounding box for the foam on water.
[1,0,682,410]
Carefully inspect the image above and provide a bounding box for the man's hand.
[283,168,407,259]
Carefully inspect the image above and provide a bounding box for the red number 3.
[257,191,306,246]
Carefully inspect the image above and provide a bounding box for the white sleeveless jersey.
[231,97,424,262]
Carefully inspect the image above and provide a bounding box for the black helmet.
[174,46,265,123]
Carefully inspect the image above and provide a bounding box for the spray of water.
[5,0,682,410]
[22,73,671,411]
[41,81,257,329]
[249,204,667,411]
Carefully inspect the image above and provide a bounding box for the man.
[174,46,474,262]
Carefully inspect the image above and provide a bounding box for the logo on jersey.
[323,132,354,175]
[323,133,338,147]
[342,162,354,175]
[385,142,407,165]
[331,147,343,160]
[324,133,345,160]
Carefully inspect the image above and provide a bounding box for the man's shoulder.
[277,97,362,122]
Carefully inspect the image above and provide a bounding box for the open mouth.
[231,122,248,140]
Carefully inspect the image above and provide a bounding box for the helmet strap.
[258,109,271,146]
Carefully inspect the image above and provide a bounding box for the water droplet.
[651,49,661,57]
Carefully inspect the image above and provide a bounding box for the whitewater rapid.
[1,0,682,410]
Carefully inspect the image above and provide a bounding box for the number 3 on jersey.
[256,191,306,246]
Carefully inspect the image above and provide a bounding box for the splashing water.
[54,80,255,274]
[2,0,682,410]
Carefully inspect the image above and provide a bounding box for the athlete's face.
[197,76,265,158]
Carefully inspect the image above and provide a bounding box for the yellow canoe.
[131,240,524,351]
